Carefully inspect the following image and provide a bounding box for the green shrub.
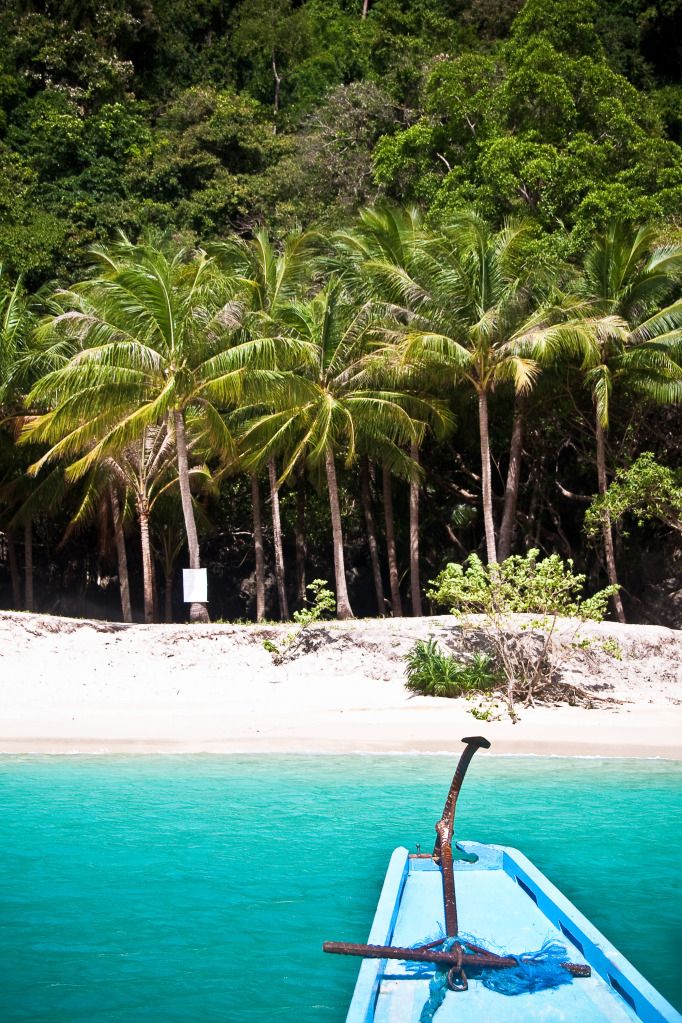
[428,549,615,620]
[292,578,336,625]
[404,638,499,698]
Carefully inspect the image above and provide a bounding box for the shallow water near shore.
[1,755,680,1021]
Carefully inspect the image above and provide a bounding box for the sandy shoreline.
[2,705,679,758]
[2,611,681,759]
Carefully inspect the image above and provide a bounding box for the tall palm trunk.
[151,557,159,624]
[251,474,266,623]
[325,449,353,619]
[478,390,498,564]
[295,460,307,608]
[7,530,21,608]
[138,502,155,624]
[174,409,209,623]
[164,566,173,623]
[409,440,422,616]
[498,396,525,563]
[382,465,403,616]
[109,485,132,623]
[24,520,34,612]
[268,457,289,621]
[360,457,385,615]
[158,527,176,623]
[595,415,626,623]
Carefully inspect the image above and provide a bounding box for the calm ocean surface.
[0,754,680,1021]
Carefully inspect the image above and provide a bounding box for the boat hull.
[344,843,682,1023]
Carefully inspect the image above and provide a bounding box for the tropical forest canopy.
[0,0,681,625]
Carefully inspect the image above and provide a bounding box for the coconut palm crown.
[564,220,682,621]
[22,239,306,621]
[237,278,452,618]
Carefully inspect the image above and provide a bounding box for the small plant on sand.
[405,639,499,700]
[262,637,283,664]
[468,694,503,722]
[600,638,623,660]
[428,550,617,715]
[292,579,336,625]
[263,579,336,663]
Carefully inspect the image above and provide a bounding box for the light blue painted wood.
[345,846,410,1023]
[494,844,682,1023]
[341,844,682,1023]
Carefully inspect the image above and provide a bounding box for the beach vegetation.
[585,452,682,539]
[292,579,336,625]
[428,550,615,621]
[600,638,623,660]
[405,638,499,699]
[0,0,681,627]
[427,551,618,715]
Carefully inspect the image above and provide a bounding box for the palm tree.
[237,280,448,619]
[211,228,319,620]
[385,213,564,566]
[108,479,132,623]
[568,221,682,621]
[338,209,557,567]
[359,455,386,615]
[63,425,211,623]
[152,486,213,624]
[22,239,289,622]
[334,206,435,613]
[0,269,39,610]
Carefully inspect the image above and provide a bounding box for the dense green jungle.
[0,0,681,626]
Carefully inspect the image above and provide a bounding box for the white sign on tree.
[183,568,207,603]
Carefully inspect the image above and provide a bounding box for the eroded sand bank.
[1,612,680,757]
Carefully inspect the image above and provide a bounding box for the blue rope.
[479,939,573,995]
[418,937,457,1023]
[416,936,574,1021]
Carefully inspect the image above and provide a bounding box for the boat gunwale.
[493,842,682,1023]
[345,846,410,1023]
[342,842,682,1023]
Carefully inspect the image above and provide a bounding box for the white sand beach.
[1,611,680,758]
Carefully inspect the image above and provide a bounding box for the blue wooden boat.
[324,738,682,1023]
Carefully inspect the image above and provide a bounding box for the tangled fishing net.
[413,935,574,1023]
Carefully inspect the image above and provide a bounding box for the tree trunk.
[164,568,173,623]
[409,440,422,616]
[138,504,155,624]
[110,485,132,623]
[151,555,159,624]
[24,520,34,612]
[272,52,281,120]
[174,409,209,623]
[360,457,385,615]
[361,0,370,17]
[478,390,498,564]
[325,449,354,619]
[251,474,266,623]
[7,530,21,608]
[498,396,525,562]
[595,415,626,623]
[382,465,403,616]
[295,460,307,608]
[268,456,289,621]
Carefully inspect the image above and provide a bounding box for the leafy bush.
[584,452,682,537]
[426,551,619,716]
[428,549,615,620]
[404,638,499,698]
[292,578,336,625]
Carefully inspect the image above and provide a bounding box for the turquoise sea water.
[0,755,680,1022]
